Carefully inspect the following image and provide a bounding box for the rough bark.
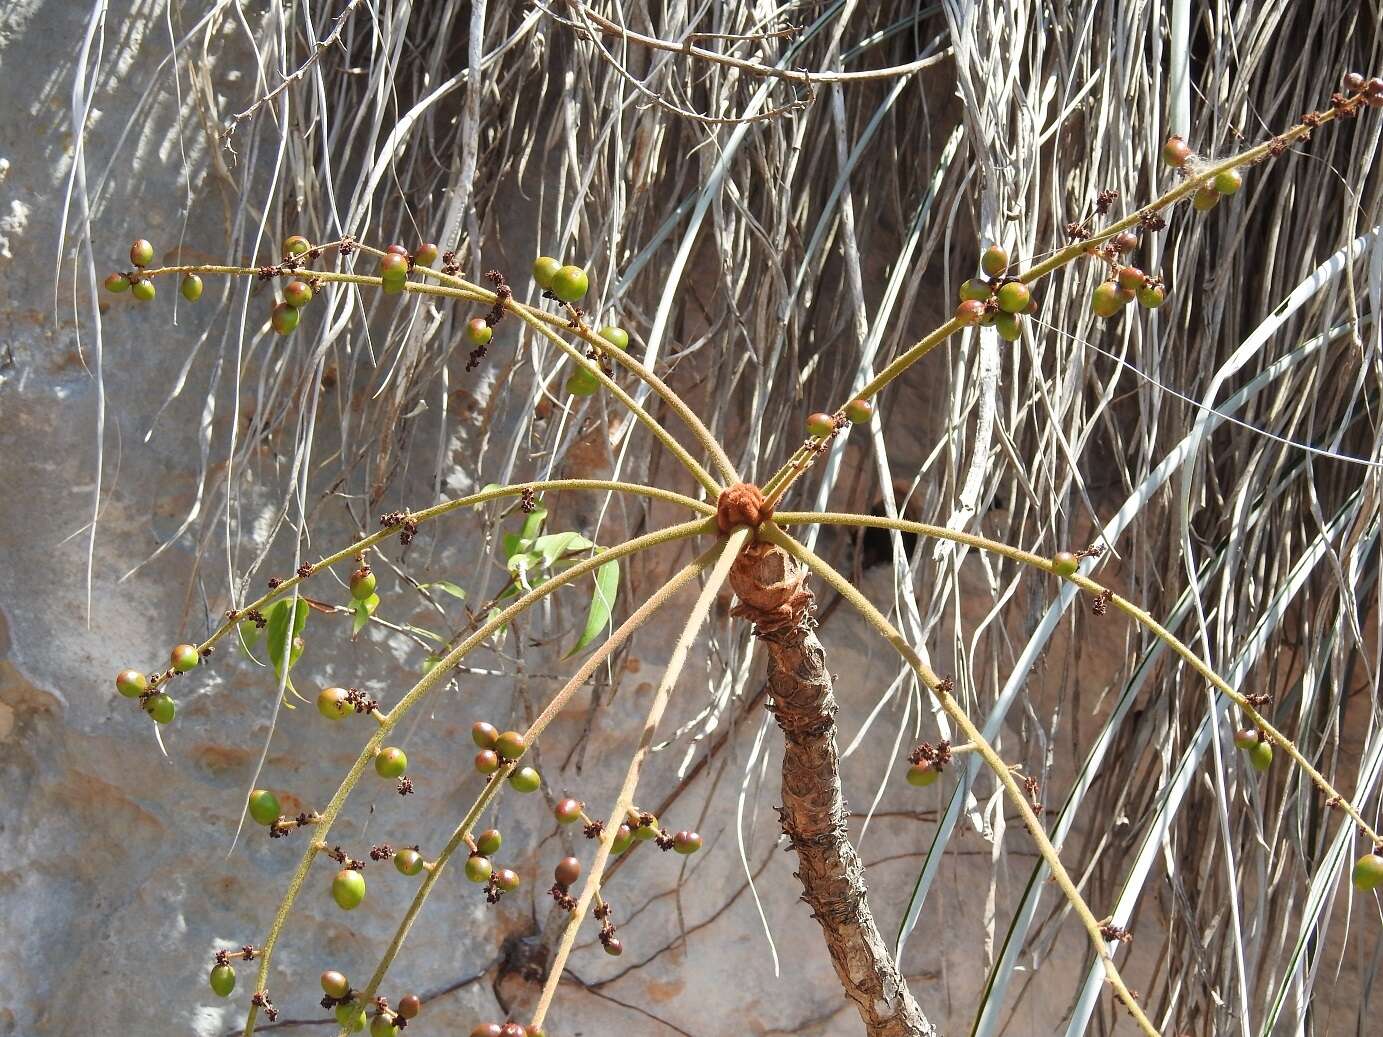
[730,542,938,1037]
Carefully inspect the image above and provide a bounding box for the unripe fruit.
[1052,551,1080,577]
[321,970,351,999]
[332,869,366,910]
[271,301,300,335]
[475,828,502,855]
[371,1012,399,1037]
[598,325,630,350]
[995,282,1031,314]
[397,995,421,1020]
[494,868,521,892]
[611,824,634,854]
[116,669,148,698]
[532,256,561,289]
[633,817,659,841]
[283,279,313,308]
[350,566,376,600]
[845,399,873,424]
[550,265,589,303]
[1352,851,1383,892]
[994,312,1022,343]
[466,318,493,346]
[180,273,203,302]
[1248,740,1273,772]
[1136,283,1166,309]
[1192,186,1220,212]
[673,831,702,855]
[906,762,939,787]
[1162,136,1192,167]
[955,299,986,325]
[1212,169,1243,196]
[475,749,501,775]
[555,798,583,824]
[509,766,541,793]
[337,1003,368,1033]
[603,937,623,957]
[472,722,499,748]
[104,272,130,293]
[1115,266,1145,292]
[958,278,991,302]
[144,692,176,724]
[471,1026,504,1037]
[565,367,600,397]
[554,856,581,887]
[248,789,281,826]
[378,253,409,291]
[386,244,411,257]
[464,855,493,884]
[806,412,835,438]
[284,235,311,256]
[1343,72,1365,93]
[375,746,408,779]
[495,730,528,760]
[209,962,236,997]
[130,239,155,267]
[317,686,352,720]
[131,278,156,302]
[1111,230,1139,254]
[1090,281,1124,318]
[980,245,1008,277]
[414,243,439,268]
[394,848,424,876]
[1233,728,1260,750]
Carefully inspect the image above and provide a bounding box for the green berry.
[332,869,366,910]
[394,848,424,876]
[375,747,408,779]
[554,856,581,887]
[532,256,561,289]
[350,566,376,600]
[1192,186,1220,212]
[472,722,499,748]
[565,367,600,397]
[371,1012,399,1037]
[317,686,352,720]
[496,730,527,760]
[633,817,659,841]
[248,789,281,827]
[379,253,408,294]
[598,325,629,350]
[465,854,493,884]
[508,766,541,793]
[1213,169,1243,196]
[414,243,439,268]
[284,235,311,256]
[115,669,148,698]
[283,279,313,308]
[1137,283,1166,308]
[1052,551,1080,577]
[844,399,873,424]
[475,749,501,775]
[673,831,702,855]
[995,281,1030,314]
[611,824,634,854]
[321,970,351,999]
[1115,266,1145,292]
[143,692,176,724]
[397,995,421,1020]
[475,828,502,856]
[994,312,1022,342]
[130,239,155,267]
[170,643,200,672]
[1162,136,1192,168]
[955,299,987,325]
[104,272,130,293]
[906,762,939,787]
[958,278,992,302]
[550,265,589,303]
[1351,851,1383,892]
[1090,281,1124,318]
[209,962,236,997]
[1248,740,1273,772]
[179,273,203,302]
[130,278,156,302]
[336,1002,368,1033]
[271,301,300,335]
[555,797,583,824]
[980,245,1008,277]
[494,868,520,892]
[466,318,493,346]
[806,412,835,438]
[1233,728,1261,750]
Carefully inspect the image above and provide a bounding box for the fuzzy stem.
[760,523,1159,1037]
[240,517,712,1037]
[774,510,1382,845]
[527,527,752,1033]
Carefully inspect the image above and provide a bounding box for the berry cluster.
[471,721,542,792]
[951,245,1039,337]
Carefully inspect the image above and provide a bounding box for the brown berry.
[1162,136,1192,168]
[397,995,421,1019]
[554,856,581,887]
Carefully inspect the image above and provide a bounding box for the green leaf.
[351,593,380,637]
[473,483,504,511]
[533,531,594,567]
[566,559,619,657]
[502,532,528,559]
[507,550,542,575]
[421,653,442,673]
[519,503,547,541]
[266,598,309,682]
[486,606,509,645]
[237,618,265,665]
[418,580,466,601]
[402,624,445,644]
